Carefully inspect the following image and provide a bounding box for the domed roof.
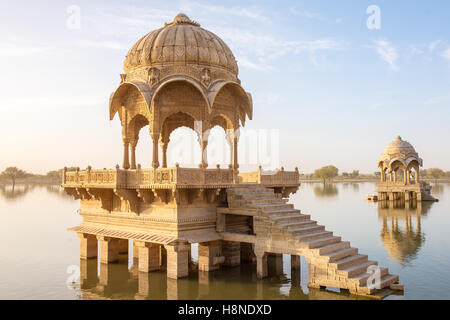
[123,13,238,75]
[383,136,416,155]
[378,136,423,168]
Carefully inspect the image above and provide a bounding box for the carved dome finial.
[165,13,200,27]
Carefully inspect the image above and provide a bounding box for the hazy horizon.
[1,0,450,175]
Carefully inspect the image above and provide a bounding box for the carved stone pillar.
[255,250,268,279]
[130,139,138,170]
[164,241,190,279]
[136,241,160,272]
[78,233,97,259]
[150,132,160,169]
[122,139,130,169]
[160,140,169,168]
[232,136,239,172]
[97,236,119,264]
[133,241,139,260]
[200,131,209,169]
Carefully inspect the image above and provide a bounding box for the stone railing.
[63,167,121,187]
[377,181,414,187]
[62,165,234,189]
[238,167,300,186]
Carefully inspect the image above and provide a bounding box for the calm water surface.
[0,182,449,300]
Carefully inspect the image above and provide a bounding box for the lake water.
[0,182,449,300]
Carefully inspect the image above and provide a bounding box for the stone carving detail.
[201,68,211,87]
[148,67,160,86]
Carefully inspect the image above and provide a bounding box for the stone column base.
[78,233,98,259]
[165,241,190,279]
[97,236,119,263]
[255,251,268,279]
[135,241,160,272]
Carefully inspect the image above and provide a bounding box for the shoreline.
[299,178,450,183]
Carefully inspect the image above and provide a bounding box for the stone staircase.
[226,185,401,296]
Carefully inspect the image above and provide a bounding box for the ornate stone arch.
[388,158,407,171]
[109,81,152,121]
[151,77,210,134]
[208,81,253,126]
[209,113,235,132]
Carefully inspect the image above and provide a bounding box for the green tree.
[426,168,444,184]
[0,167,29,190]
[313,165,339,184]
[350,170,360,178]
[342,172,349,178]
[46,170,61,180]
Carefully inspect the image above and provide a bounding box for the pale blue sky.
[1,0,449,174]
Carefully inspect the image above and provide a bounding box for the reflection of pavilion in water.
[378,200,433,266]
[77,253,368,300]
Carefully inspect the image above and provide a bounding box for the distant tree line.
[300,166,450,184]
[0,167,76,188]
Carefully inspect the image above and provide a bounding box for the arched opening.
[162,112,201,168]
[406,160,420,184]
[127,114,150,169]
[390,160,407,183]
[378,161,388,182]
[109,82,152,121]
[151,79,209,168]
[209,81,253,125]
[208,114,234,168]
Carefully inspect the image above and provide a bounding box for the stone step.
[241,196,279,202]
[337,261,378,277]
[238,192,277,199]
[303,236,342,249]
[375,274,400,290]
[329,254,368,270]
[295,230,333,242]
[349,267,389,286]
[255,203,294,211]
[263,208,301,215]
[312,241,350,255]
[270,213,310,222]
[290,225,324,235]
[358,274,399,294]
[231,187,270,193]
[248,198,289,205]
[322,247,358,262]
[281,219,317,229]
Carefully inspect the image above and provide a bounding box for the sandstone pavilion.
[62,14,403,298]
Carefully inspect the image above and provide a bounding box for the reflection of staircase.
[226,185,401,296]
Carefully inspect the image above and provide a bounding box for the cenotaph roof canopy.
[109,13,253,170]
[378,136,423,171]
